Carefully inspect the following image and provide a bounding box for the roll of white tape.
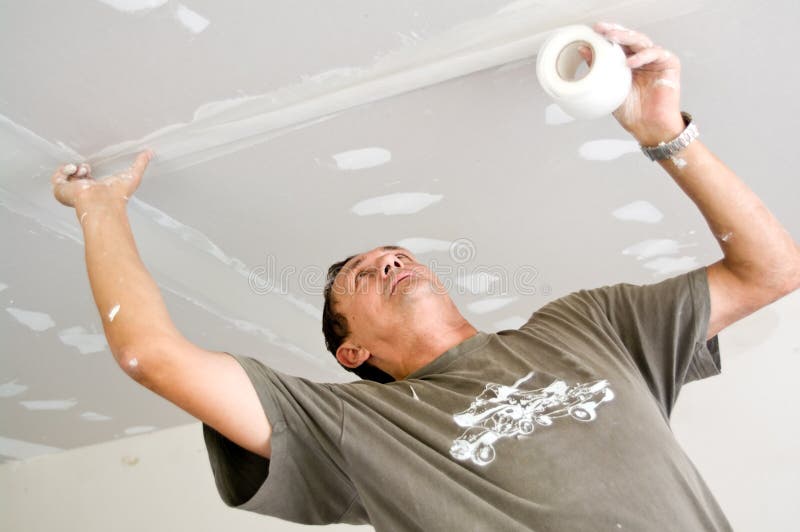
[536,25,632,120]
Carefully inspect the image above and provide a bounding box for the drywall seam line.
[84,0,702,176]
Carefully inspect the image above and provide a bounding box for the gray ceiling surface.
[1,0,798,505]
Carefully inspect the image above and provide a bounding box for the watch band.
[640,111,699,161]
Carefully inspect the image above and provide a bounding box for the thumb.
[130,149,154,179]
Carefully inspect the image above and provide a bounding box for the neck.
[379,308,478,380]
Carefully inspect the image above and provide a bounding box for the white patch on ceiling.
[0,436,62,461]
[611,200,663,223]
[622,238,694,260]
[544,103,575,125]
[0,380,28,398]
[20,399,78,411]
[5,307,56,332]
[395,237,452,254]
[493,315,527,330]
[81,411,113,422]
[95,0,167,13]
[456,272,501,295]
[0,282,8,292]
[58,326,109,354]
[642,256,699,275]
[174,4,210,34]
[351,193,443,216]
[579,139,641,161]
[468,296,518,314]
[332,147,392,170]
[124,425,157,435]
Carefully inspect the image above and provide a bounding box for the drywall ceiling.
[1,0,799,526]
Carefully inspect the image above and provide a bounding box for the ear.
[336,341,371,369]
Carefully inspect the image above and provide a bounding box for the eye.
[355,267,376,284]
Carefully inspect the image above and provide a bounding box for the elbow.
[117,346,148,382]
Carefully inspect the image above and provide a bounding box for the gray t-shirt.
[203,266,732,531]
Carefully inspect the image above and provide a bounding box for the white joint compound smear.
[643,256,699,275]
[84,0,701,176]
[0,436,63,461]
[493,315,527,331]
[622,239,695,260]
[332,147,392,170]
[579,139,641,161]
[612,200,664,223]
[654,78,679,89]
[5,307,56,332]
[95,0,167,13]
[124,425,156,435]
[0,380,28,398]
[58,326,108,354]
[395,237,452,254]
[409,385,421,401]
[20,399,78,411]
[174,4,210,34]
[351,193,443,216]
[544,103,575,125]
[108,303,121,322]
[468,297,518,314]
[81,411,113,422]
[0,282,8,292]
[671,155,688,169]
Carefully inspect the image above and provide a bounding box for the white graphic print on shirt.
[449,372,615,466]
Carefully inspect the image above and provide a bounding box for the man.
[52,22,798,530]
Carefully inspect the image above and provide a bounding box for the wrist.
[632,119,686,146]
[74,187,128,218]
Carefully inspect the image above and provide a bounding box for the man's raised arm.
[591,22,800,340]
[51,152,273,459]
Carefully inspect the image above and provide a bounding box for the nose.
[381,255,404,277]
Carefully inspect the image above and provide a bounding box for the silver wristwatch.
[640,112,699,161]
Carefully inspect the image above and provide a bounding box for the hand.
[51,150,154,210]
[580,22,685,144]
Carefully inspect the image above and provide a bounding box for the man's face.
[331,245,447,350]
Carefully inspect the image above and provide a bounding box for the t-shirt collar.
[405,331,491,380]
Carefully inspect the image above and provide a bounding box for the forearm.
[638,128,800,291]
[77,195,181,364]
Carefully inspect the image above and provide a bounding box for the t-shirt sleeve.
[579,266,721,417]
[201,352,365,525]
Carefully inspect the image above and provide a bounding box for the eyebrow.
[345,246,405,275]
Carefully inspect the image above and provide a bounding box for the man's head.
[322,245,453,382]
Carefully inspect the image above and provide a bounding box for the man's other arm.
[51,152,273,459]
[593,22,800,340]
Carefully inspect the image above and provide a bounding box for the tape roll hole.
[556,41,593,81]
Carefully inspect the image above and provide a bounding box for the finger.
[76,162,92,178]
[129,149,154,180]
[626,46,675,69]
[51,163,77,187]
[596,25,653,53]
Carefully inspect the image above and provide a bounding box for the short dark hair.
[322,254,395,383]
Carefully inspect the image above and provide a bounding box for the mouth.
[390,272,414,295]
